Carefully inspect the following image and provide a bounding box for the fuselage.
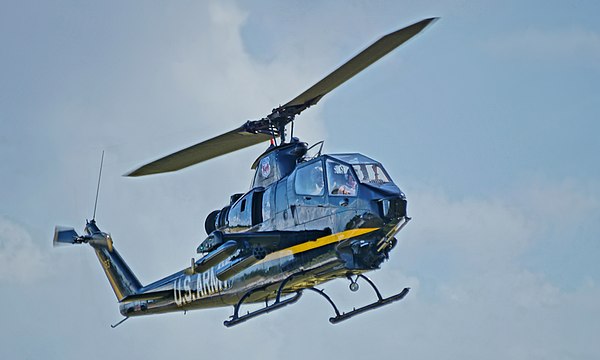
[111,144,408,317]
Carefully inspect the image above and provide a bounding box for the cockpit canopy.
[250,140,394,192]
[329,154,392,187]
[293,153,397,199]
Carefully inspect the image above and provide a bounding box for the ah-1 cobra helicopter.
[54,18,437,327]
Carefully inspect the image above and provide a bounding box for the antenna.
[92,151,105,220]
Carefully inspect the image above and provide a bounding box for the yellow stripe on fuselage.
[257,227,379,264]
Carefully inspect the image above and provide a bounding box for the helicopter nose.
[378,195,408,220]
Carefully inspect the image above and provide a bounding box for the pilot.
[372,164,381,182]
[337,171,357,196]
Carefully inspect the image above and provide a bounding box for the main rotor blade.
[284,17,438,109]
[127,18,437,177]
[125,126,271,177]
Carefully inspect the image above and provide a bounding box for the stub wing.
[195,229,332,281]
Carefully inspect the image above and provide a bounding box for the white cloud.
[405,177,599,276]
[0,216,46,283]
[406,187,534,272]
[513,178,600,233]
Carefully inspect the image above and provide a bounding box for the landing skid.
[223,272,409,327]
[326,274,409,324]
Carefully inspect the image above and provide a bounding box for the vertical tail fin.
[92,243,142,301]
[54,220,142,301]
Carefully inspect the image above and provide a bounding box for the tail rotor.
[53,226,81,247]
[53,220,113,251]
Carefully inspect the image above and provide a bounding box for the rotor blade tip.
[123,171,138,177]
[422,17,440,29]
[123,166,161,177]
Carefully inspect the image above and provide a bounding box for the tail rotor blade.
[53,226,80,247]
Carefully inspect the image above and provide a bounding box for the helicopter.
[54,17,437,328]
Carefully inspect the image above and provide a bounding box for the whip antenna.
[93,151,105,220]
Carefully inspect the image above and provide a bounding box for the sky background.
[1,1,599,359]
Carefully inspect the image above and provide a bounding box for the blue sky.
[1,1,599,359]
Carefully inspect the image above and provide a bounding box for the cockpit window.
[352,164,391,185]
[326,160,357,196]
[329,153,377,165]
[328,153,392,186]
[252,154,279,188]
[295,161,324,196]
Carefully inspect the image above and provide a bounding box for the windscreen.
[352,164,391,185]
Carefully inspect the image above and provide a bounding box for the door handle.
[339,198,349,207]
